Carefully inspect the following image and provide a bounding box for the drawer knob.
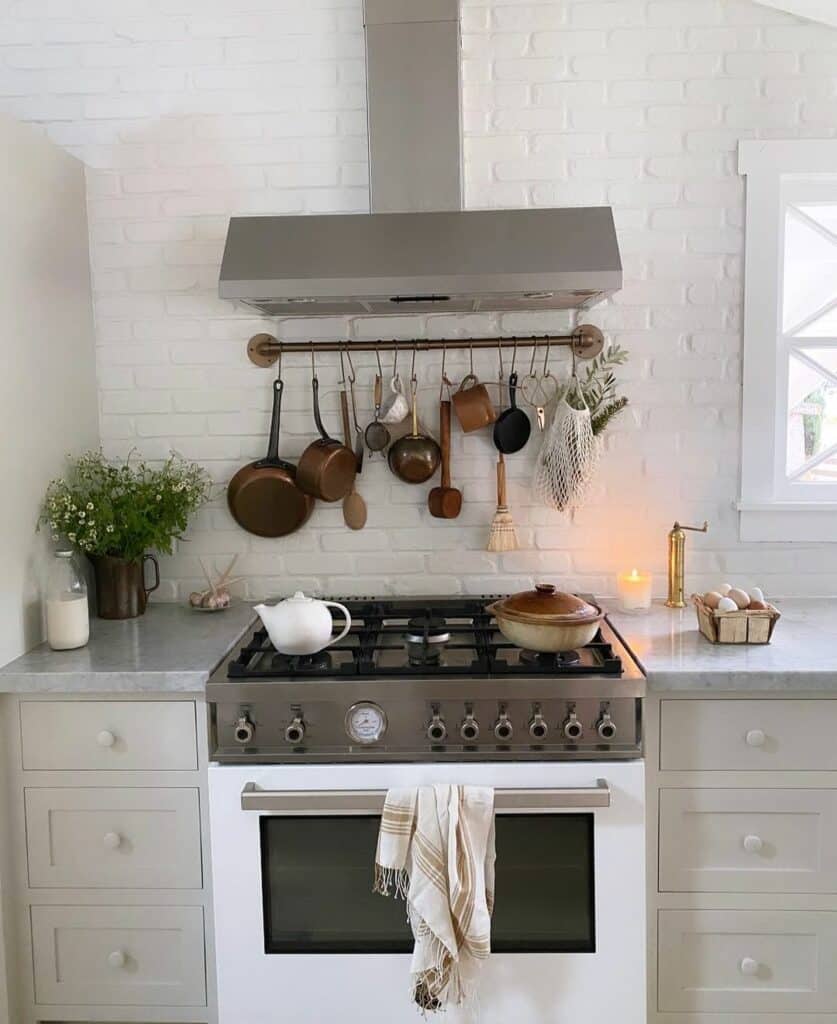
[743,834,764,854]
[103,831,122,850]
[97,730,116,748]
[107,950,126,969]
[745,729,766,748]
[740,957,760,977]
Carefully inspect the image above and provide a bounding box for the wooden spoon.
[428,399,462,519]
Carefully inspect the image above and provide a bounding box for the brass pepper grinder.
[666,521,709,608]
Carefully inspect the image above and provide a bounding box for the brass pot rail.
[247,325,606,368]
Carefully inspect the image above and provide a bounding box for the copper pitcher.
[90,553,160,620]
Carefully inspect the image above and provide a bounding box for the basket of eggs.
[692,586,781,645]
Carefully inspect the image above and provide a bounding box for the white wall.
[1,0,836,599]
[0,117,99,664]
[0,116,99,1023]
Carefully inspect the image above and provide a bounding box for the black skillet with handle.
[493,371,531,454]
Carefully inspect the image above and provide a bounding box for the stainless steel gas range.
[207,595,645,763]
[207,595,647,1024]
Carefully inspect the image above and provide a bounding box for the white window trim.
[752,0,837,28]
[738,140,837,543]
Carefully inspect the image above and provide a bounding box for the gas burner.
[270,650,333,672]
[405,616,451,645]
[519,649,582,668]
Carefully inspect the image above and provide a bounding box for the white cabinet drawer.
[659,909,837,1014]
[20,700,197,771]
[25,787,202,889]
[31,905,206,1007]
[659,788,837,893]
[660,699,837,771]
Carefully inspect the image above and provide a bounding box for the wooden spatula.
[428,400,462,519]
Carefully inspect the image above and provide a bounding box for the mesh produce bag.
[533,396,600,512]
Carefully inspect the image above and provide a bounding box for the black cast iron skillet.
[493,372,531,454]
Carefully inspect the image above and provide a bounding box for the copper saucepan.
[227,377,314,537]
[297,374,357,502]
[388,376,441,485]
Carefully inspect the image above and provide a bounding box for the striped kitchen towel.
[374,785,496,1013]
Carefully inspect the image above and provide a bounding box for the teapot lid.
[285,591,313,603]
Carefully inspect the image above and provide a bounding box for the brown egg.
[703,591,723,609]
[728,587,751,609]
[748,600,768,611]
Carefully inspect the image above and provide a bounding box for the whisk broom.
[487,453,518,552]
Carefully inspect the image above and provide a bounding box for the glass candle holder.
[616,569,653,614]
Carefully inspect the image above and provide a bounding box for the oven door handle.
[240,780,611,814]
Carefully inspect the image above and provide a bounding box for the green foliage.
[567,343,630,436]
[591,396,629,436]
[40,450,212,562]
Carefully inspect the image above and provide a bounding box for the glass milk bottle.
[45,549,90,651]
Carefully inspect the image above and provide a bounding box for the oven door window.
[260,814,594,954]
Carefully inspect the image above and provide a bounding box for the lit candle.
[616,568,653,613]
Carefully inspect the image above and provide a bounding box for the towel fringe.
[373,864,410,900]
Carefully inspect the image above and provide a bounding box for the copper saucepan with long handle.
[388,375,441,485]
[297,374,357,502]
[227,377,314,537]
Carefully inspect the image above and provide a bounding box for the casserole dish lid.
[487,584,602,626]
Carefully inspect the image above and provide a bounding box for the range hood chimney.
[218,1,622,318]
[364,0,462,213]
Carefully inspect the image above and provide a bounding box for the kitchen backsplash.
[2,0,836,599]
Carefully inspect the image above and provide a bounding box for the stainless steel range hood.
[218,0,622,318]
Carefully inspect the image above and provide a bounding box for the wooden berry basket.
[692,594,781,645]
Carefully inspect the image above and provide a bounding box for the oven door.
[208,761,645,1024]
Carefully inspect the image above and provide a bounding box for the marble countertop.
[604,599,837,691]
[1,596,835,695]
[0,601,257,693]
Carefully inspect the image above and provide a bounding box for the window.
[738,141,837,542]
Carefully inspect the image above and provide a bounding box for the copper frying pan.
[227,377,314,537]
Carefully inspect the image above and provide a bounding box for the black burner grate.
[227,595,624,681]
[225,598,622,679]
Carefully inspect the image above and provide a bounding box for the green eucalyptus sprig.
[40,450,212,562]
[567,343,630,435]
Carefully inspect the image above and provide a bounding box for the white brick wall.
[2,0,837,600]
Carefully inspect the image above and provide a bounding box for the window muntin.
[779,191,837,498]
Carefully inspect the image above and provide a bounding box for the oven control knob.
[529,713,548,741]
[563,712,583,741]
[427,715,447,743]
[596,712,617,742]
[284,717,306,745]
[460,716,480,743]
[494,715,514,743]
[234,715,255,745]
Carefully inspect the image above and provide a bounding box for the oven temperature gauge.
[345,702,387,745]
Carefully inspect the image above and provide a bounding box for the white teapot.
[254,592,352,656]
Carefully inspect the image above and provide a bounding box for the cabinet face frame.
[0,692,218,1024]
[648,693,837,1024]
